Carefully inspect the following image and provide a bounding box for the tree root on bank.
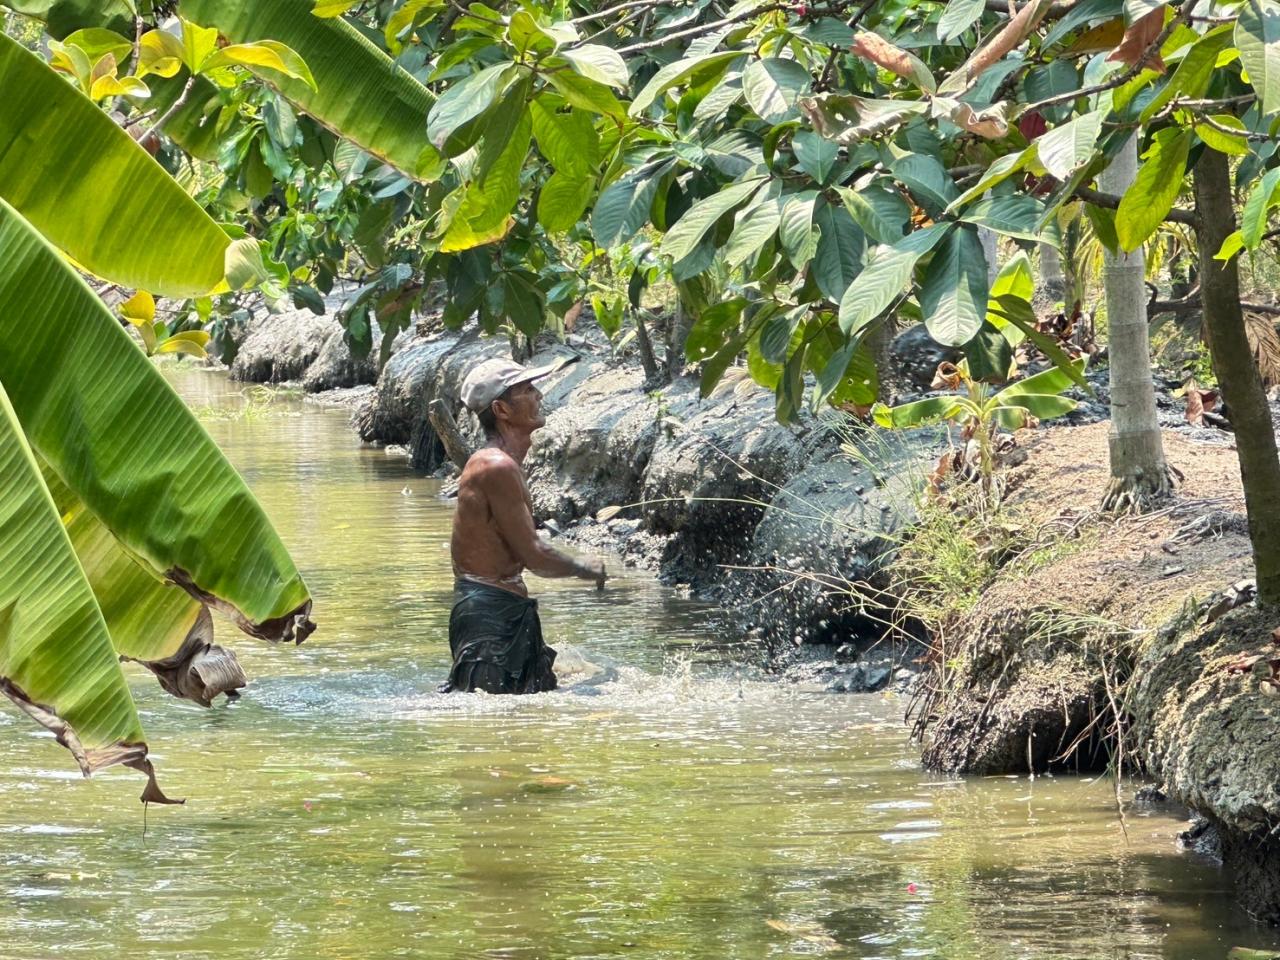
[1100,464,1183,514]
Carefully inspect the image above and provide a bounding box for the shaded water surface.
[1,369,1275,959]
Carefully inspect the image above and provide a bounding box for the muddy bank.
[910,420,1280,921]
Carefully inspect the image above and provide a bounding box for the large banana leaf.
[43,464,248,707]
[179,0,442,180]
[0,33,230,298]
[0,378,174,802]
[0,196,313,643]
[1,0,133,38]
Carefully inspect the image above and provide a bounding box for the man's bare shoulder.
[461,448,523,488]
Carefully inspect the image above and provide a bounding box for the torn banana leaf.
[0,196,313,644]
[0,32,230,298]
[43,463,248,707]
[0,379,177,804]
[179,0,443,180]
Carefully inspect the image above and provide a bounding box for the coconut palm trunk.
[1098,133,1173,511]
[1193,147,1280,605]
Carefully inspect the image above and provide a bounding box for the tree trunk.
[1098,133,1173,512]
[666,300,693,380]
[1194,147,1280,605]
[633,309,662,384]
[1039,242,1067,305]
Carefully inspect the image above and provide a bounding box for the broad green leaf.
[0,198,311,643]
[90,73,150,100]
[810,331,877,409]
[743,57,811,124]
[987,293,1090,390]
[120,290,156,325]
[792,131,839,184]
[546,69,626,117]
[798,94,929,144]
[988,251,1035,304]
[1037,111,1104,180]
[947,147,1034,209]
[964,320,1014,383]
[1116,128,1192,252]
[1194,115,1251,155]
[699,306,772,397]
[531,99,600,177]
[427,61,514,155]
[939,0,986,41]
[0,380,158,790]
[997,356,1088,397]
[890,153,957,213]
[920,224,988,345]
[440,112,531,251]
[685,297,746,361]
[724,197,783,267]
[959,195,1049,242]
[778,191,820,268]
[630,51,742,115]
[2,0,133,37]
[873,395,963,428]
[1139,25,1233,123]
[838,223,950,335]
[995,394,1077,425]
[561,43,629,89]
[1217,228,1247,261]
[592,159,672,249]
[179,0,442,180]
[537,171,592,232]
[1237,0,1280,116]
[384,0,443,54]
[837,183,910,244]
[1242,166,1280,249]
[312,0,360,14]
[202,41,317,90]
[660,177,767,263]
[61,26,131,64]
[812,202,865,303]
[0,32,228,298]
[138,30,184,77]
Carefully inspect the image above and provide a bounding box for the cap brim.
[509,355,576,388]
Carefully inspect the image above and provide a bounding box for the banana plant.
[873,357,1084,501]
[0,32,313,801]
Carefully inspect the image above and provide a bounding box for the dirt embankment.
[912,421,1280,921]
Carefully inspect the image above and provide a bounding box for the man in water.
[443,356,607,694]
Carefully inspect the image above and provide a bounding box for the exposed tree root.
[1100,464,1181,514]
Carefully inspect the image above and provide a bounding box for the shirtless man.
[442,357,607,694]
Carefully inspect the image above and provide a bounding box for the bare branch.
[1073,185,1199,226]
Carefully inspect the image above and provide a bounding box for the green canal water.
[1,368,1277,960]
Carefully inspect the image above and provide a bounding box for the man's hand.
[593,560,608,592]
[578,558,607,591]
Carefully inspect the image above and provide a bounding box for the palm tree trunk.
[1039,242,1066,304]
[1194,146,1280,605]
[1098,133,1173,512]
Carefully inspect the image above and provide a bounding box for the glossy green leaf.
[1116,128,1192,252]
[1242,166,1280,249]
[1037,111,1104,180]
[838,223,950,335]
[440,112,531,251]
[1139,25,1233,123]
[0,197,312,641]
[202,41,317,89]
[811,202,865,303]
[660,177,767,263]
[546,69,626,118]
[0,380,155,787]
[837,182,910,244]
[920,225,989,346]
[531,99,599,177]
[958,195,1049,242]
[179,0,442,179]
[938,0,986,41]
[724,197,783,267]
[743,57,811,124]
[427,61,514,155]
[685,297,746,362]
[592,160,672,249]
[779,191,820,268]
[537,171,593,233]
[2,0,133,37]
[0,32,228,298]
[1194,115,1251,156]
[1237,0,1280,116]
[873,395,963,428]
[630,51,742,115]
[561,43,629,89]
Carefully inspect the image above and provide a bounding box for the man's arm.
[481,458,606,587]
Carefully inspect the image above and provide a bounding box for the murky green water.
[1,368,1276,960]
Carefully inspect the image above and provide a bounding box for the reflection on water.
[1,367,1275,959]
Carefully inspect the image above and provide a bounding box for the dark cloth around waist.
[441,578,557,695]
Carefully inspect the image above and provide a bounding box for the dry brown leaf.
[927,451,954,498]
[563,299,583,333]
[946,100,1009,138]
[851,30,924,84]
[1065,17,1126,55]
[963,0,1055,84]
[1245,311,1280,388]
[931,361,963,391]
[765,919,841,951]
[1106,6,1166,74]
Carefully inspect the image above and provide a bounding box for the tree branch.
[615,2,787,53]
[1073,185,1199,226]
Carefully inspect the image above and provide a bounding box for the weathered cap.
[460,357,559,413]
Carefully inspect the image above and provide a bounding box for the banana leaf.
[42,463,248,707]
[0,196,313,643]
[179,0,443,180]
[0,32,230,298]
[0,378,175,803]
[1,0,133,38]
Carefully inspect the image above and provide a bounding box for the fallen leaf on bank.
[1184,379,1220,426]
[596,505,623,522]
[1228,946,1280,959]
[927,452,954,498]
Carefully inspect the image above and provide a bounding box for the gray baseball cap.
[460,357,559,413]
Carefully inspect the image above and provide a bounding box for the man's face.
[496,380,545,431]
